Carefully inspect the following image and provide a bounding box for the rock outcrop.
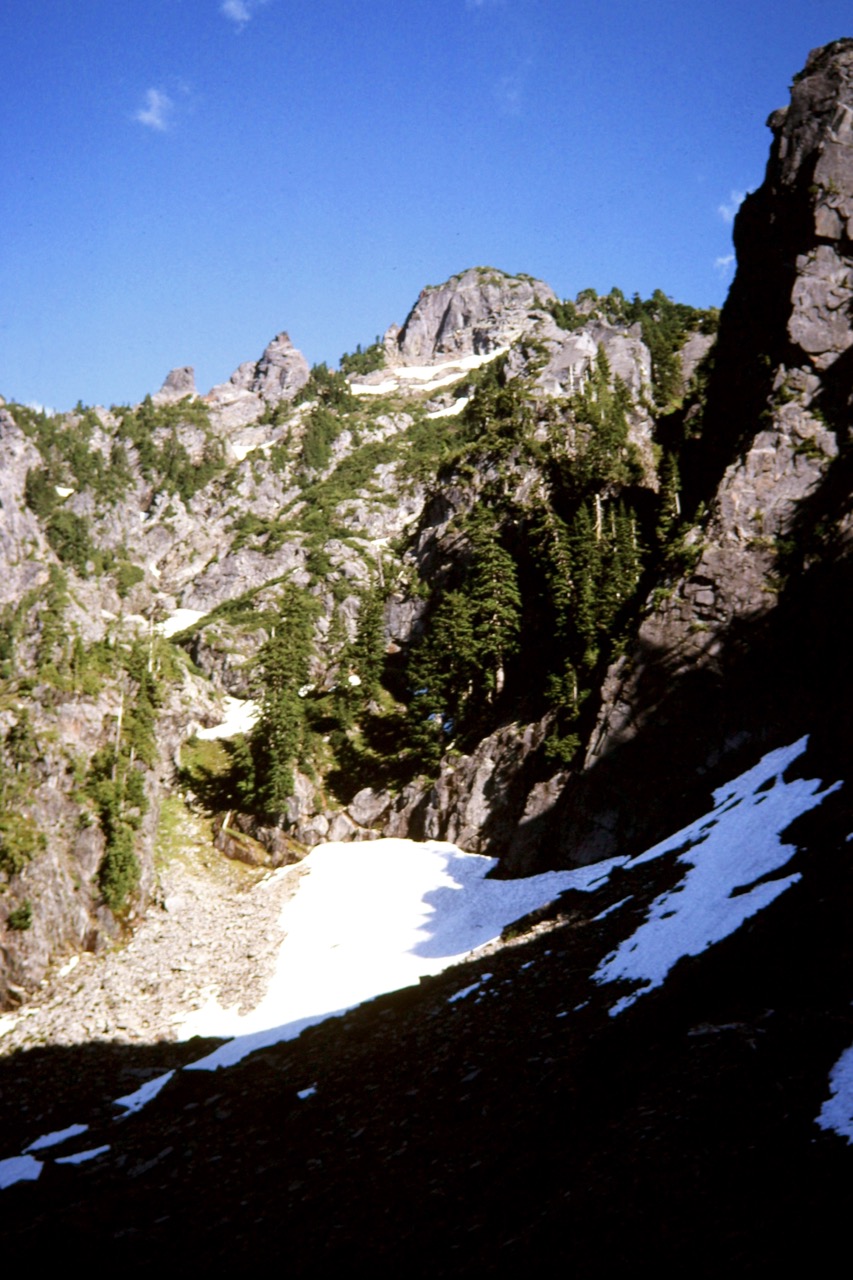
[0,414,52,608]
[388,267,557,364]
[206,331,309,429]
[507,39,853,872]
[153,366,197,405]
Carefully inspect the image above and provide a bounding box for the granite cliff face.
[513,38,853,871]
[1,42,851,1004]
[387,267,557,363]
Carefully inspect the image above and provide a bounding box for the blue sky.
[2,1,850,410]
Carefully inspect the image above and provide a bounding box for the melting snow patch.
[426,397,470,419]
[180,839,622,1071]
[55,1145,111,1166]
[25,1123,88,1153]
[0,1155,42,1189]
[816,1042,853,1143]
[593,738,841,1015]
[196,697,260,740]
[592,896,633,922]
[114,1070,175,1115]
[157,609,206,639]
[351,350,508,397]
[448,973,492,1005]
[449,983,481,1004]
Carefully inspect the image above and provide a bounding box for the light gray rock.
[253,332,310,404]
[678,331,715,388]
[347,787,391,828]
[152,366,197,405]
[180,541,307,613]
[0,414,52,608]
[206,332,309,431]
[389,268,557,365]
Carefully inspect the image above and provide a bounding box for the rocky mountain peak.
[251,331,310,403]
[205,330,310,430]
[387,266,557,365]
[152,365,197,405]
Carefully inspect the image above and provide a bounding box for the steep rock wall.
[505,40,853,872]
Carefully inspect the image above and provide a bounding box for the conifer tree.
[656,451,682,545]
[467,516,522,699]
[252,586,316,816]
[351,582,387,702]
[406,589,478,768]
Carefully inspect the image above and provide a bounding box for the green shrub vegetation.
[7,899,33,931]
[339,339,386,377]
[0,812,45,877]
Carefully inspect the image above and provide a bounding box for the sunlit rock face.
[205,331,310,430]
[152,366,197,405]
[388,267,557,364]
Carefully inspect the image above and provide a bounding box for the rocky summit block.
[388,266,557,365]
[152,365,197,405]
[205,331,310,431]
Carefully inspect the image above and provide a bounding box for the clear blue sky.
[2,1,850,410]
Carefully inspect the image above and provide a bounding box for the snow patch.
[196,697,260,740]
[592,896,633,922]
[0,1155,42,1189]
[593,738,841,1015]
[426,397,470,419]
[351,349,507,397]
[180,839,618,1071]
[55,1145,111,1166]
[817,1042,853,1143]
[157,609,207,639]
[449,971,493,1004]
[230,441,257,462]
[25,1123,88,1153]
[113,1070,175,1115]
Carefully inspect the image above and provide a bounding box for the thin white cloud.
[221,0,270,27]
[715,253,735,276]
[718,189,747,224]
[221,0,251,23]
[135,88,173,132]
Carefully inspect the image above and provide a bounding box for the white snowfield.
[350,348,507,398]
[156,608,207,639]
[1,737,847,1186]
[179,840,610,1071]
[592,737,841,1015]
[196,697,260,741]
[426,397,470,419]
[817,1044,853,1142]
